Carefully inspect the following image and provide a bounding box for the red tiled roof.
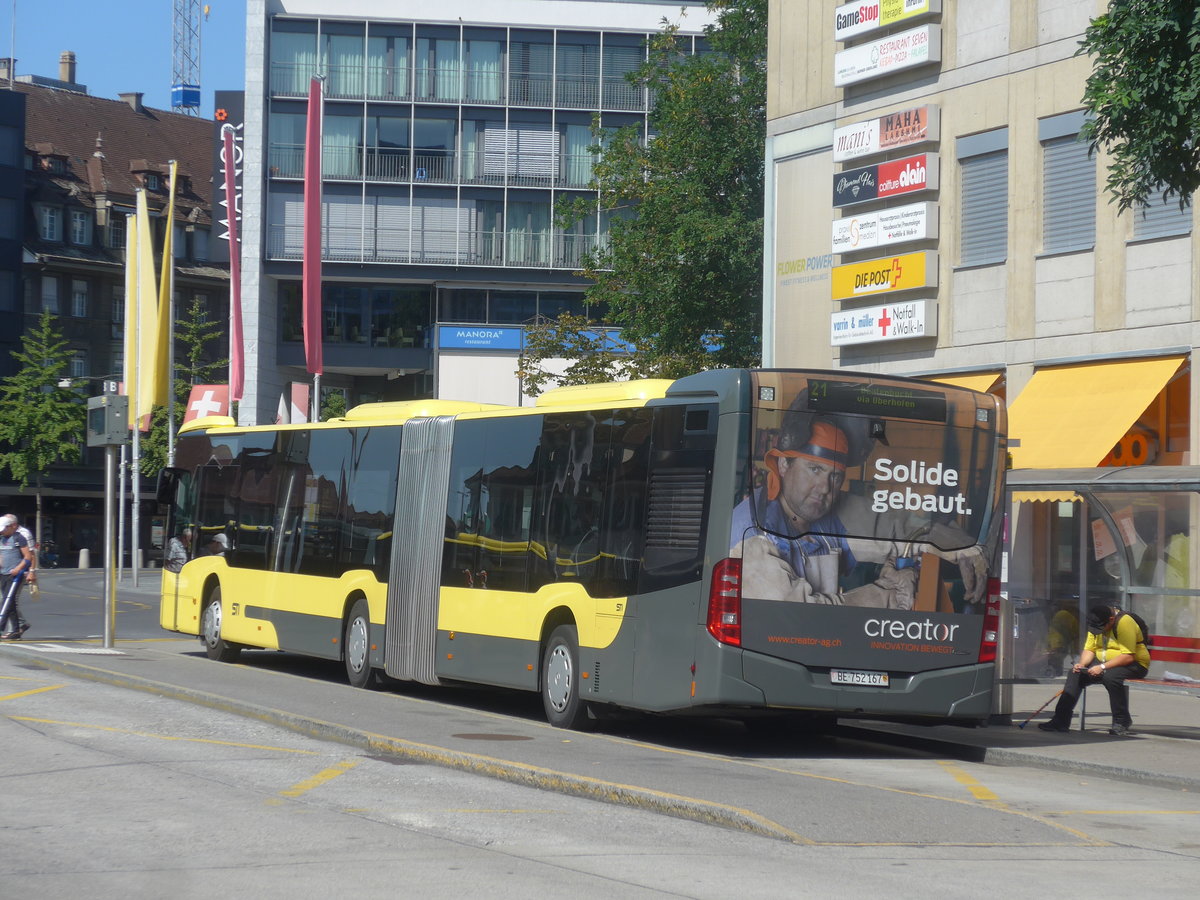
[16,82,217,226]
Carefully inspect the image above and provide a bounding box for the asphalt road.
[5,569,1199,897]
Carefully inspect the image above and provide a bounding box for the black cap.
[1086,605,1114,635]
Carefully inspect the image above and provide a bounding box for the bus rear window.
[735,372,1001,553]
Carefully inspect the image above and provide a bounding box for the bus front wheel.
[542,624,591,730]
[200,587,241,663]
[343,598,378,689]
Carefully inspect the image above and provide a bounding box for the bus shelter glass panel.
[1089,489,1200,681]
[1006,494,1118,679]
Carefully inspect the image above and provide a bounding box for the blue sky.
[1,1,246,115]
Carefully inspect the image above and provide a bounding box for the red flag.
[302,76,324,376]
[222,125,245,402]
[183,385,231,423]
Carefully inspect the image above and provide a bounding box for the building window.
[193,227,209,261]
[70,209,93,246]
[71,279,88,317]
[1040,112,1095,254]
[957,129,1009,266]
[0,124,18,167]
[0,196,15,240]
[1132,188,1193,241]
[41,276,59,313]
[145,173,160,190]
[70,351,88,379]
[111,285,124,338]
[108,213,127,249]
[37,205,63,242]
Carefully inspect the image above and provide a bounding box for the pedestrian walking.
[0,513,33,640]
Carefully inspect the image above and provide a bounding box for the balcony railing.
[267,224,602,270]
[269,61,648,111]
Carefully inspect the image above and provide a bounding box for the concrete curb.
[15,648,809,845]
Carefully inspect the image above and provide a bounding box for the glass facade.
[264,17,700,271]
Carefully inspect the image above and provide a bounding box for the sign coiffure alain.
[833,153,939,208]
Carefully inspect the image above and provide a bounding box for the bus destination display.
[807,378,947,423]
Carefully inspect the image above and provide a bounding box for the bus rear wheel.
[343,598,378,689]
[200,587,241,663]
[542,624,591,730]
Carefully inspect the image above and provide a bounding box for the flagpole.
[166,160,178,466]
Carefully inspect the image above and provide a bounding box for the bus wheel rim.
[347,616,368,673]
[546,644,572,712]
[203,602,221,646]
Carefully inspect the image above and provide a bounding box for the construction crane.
[171,0,204,115]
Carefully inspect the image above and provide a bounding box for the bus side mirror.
[156,467,184,507]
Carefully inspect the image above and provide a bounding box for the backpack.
[1117,610,1153,650]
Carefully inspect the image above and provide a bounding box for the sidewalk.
[845,679,1200,792]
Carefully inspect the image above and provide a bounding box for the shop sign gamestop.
[834,0,941,42]
[835,25,942,87]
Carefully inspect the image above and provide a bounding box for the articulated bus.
[158,368,1007,729]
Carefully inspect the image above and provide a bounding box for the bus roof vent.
[535,379,675,408]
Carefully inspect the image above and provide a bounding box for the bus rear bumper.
[740,652,994,724]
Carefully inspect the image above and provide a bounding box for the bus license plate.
[831,669,889,687]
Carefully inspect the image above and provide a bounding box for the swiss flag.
[183,385,231,423]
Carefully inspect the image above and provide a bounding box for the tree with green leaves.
[1079,0,1200,211]
[536,0,765,387]
[0,310,87,545]
[517,314,664,396]
[140,295,229,476]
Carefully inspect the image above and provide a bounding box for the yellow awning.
[929,372,1001,394]
[1008,356,1184,469]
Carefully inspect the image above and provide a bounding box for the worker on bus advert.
[730,382,988,611]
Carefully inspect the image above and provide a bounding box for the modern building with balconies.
[239,0,712,422]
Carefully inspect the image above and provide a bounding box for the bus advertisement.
[158,368,1006,729]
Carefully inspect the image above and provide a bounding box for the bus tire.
[343,598,378,689]
[200,587,241,663]
[542,624,591,730]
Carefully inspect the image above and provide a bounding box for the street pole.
[117,443,127,581]
[103,443,117,649]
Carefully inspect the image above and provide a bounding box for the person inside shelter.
[1039,604,1150,736]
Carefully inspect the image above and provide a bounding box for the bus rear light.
[977,577,1002,663]
[707,558,742,647]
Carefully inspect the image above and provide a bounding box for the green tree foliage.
[140,295,229,476]
[0,310,86,487]
[1079,0,1200,211]
[517,314,662,396]
[543,0,765,385]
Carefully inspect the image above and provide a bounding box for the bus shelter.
[999,467,1200,715]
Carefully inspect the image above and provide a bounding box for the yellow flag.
[123,208,138,429]
[134,189,159,423]
[153,161,178,408]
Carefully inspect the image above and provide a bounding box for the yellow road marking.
[937,760,1003,805]
[278,758,361,798]
[8,716,320,754]
[1,685,66,702]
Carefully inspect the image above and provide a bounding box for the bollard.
[78,547,91,569]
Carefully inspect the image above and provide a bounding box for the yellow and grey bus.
[158,368,1006,728]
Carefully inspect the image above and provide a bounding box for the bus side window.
[442,420,486,588]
